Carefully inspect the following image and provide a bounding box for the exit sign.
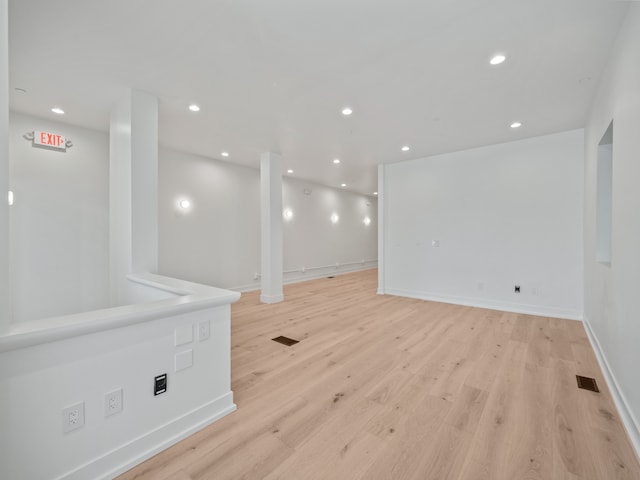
[33,130,67,151]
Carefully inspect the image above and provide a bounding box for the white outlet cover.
[198,320,211,342]
[62,401,85,433]
[105,388,123,417]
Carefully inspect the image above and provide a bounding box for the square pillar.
[109,89,158,305]
[260,152,284,303]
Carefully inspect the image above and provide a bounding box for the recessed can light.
[401,146,410,152]
[179,199,191,209]
[510,122,522,129]
[287,169,294,174]
[188,104,200,112]
[8,191,14,206]
[331,213,339,224]
[341,183,347,187]
[373,192,378,195]
[490,54,506,65]
[333,159,341,164]
[51,107,65,115]
[221,151,229,157]
[342,107,353,116]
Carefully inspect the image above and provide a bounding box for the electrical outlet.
[104,388,123,417]
[62,402,85,433]
[198,320,210,342]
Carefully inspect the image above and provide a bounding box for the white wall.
[158,149,377,291]
[9,112,110,322]
[158,148,262,290]
[584,4,640,453]
[0,0,9,333]
[381,129,584,319]
[283,177,377,283]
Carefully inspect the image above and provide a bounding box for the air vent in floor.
[272,336,300,346]
[576,375,599,393]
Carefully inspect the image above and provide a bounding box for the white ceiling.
[8,0,629,195]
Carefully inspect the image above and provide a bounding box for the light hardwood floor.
[119,269,640,480]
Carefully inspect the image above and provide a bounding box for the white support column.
[260,152,284,304]
[0,0,10,332]
[377,164,385,295]
[109,89,158,305]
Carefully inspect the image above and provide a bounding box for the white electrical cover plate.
[175,349,194,372]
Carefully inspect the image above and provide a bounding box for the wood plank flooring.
[119,269,640,480]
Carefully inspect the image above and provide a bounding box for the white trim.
[383,287,583,320]
[0,273,240,353]
[260,293,284,304]
[56,392,236,480]
[582,315,640,459]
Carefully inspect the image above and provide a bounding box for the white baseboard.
[231,264,378,294]
[383,288,583,321]
[582,316,640,459]
[283,263,377,285]
[58,392,236,480]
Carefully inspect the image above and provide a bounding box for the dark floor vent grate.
[576,375,599,393]
[272,336,300,346]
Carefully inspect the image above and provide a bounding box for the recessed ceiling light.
[490,54,506,65]
[341,183,347,187]
[373,192,378,195]
[331,213,339,224]
[342,107,353,116]
[333,159,341,164]
[188,104,200,112]
[221,151,229,157]
[510,121,522,129]
[363,216,371,226]
[287,169,294,174]
[179,199,191,209]
[8,191,14,206]
[51,107,65,115]
[401,146,410,152]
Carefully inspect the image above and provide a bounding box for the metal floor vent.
[272,336,300,346]
[576,375,599,393]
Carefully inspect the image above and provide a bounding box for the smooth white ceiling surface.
[8,0,629,194]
